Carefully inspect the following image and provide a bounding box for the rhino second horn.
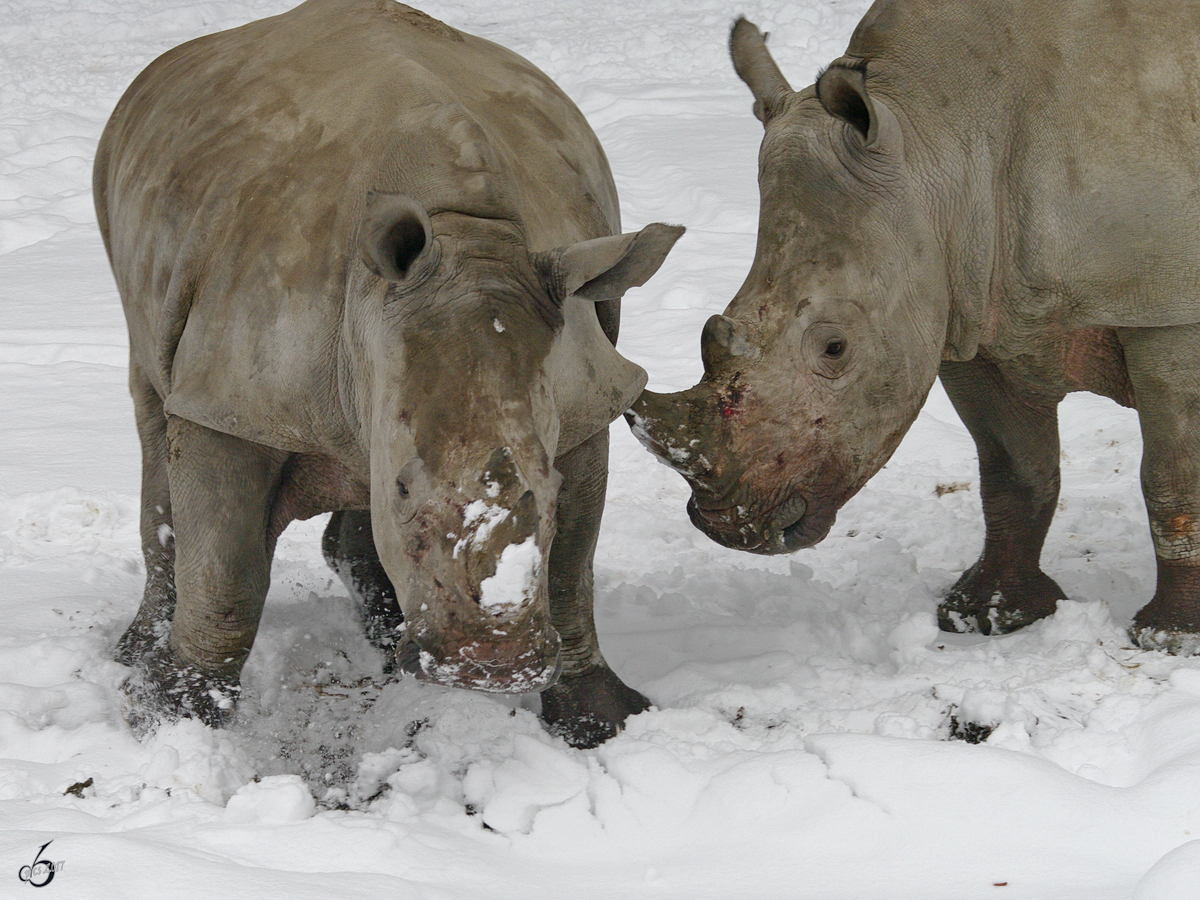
[701,314,755,372]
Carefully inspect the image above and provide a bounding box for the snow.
[453,499,510,558]
[2,0,1199,897]
[479,536,541,611]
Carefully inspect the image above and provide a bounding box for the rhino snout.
[393,451,562,693]
[401,551,563,693]
[413,621,562,693]
[770,492,837,552]
[686,489,825,554]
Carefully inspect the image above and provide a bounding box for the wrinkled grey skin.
[630,3,1200,655]
[94,0,682,748]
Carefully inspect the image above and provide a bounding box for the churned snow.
[2,0,1200,898]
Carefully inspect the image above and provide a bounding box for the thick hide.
[95,0,682,747]
[630,2,1200,654]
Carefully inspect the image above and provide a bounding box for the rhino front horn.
[625,386,710,480]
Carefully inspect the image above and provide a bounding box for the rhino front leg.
[322,510,406,666]
[937,357,1068,634]
[540,428,651,748]
[125,416,290,726]
[1120,325,1200,654]
[116,364,177,666]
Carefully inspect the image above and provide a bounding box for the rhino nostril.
[692,505,728,525]
[770,493,808,530]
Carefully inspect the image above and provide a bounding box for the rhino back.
[96,0,618,452]
[845,0,1200,332]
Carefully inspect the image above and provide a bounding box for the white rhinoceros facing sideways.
[94,0,682,748]
[630,2,1200,654]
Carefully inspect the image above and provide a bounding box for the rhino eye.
[396,478,410,497]
[805,322,853,380]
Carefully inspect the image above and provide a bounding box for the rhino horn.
[730,18,794,124]
[700,313,757,372]
[625,387,678,461]
[625,384,715,483]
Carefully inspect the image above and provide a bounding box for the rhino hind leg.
[116,365,177,667]
[1120,325,1200,655]
[937,358,1068,635]
[1130,561,1200,656]
[321,510,408,670]
[540,429,651,748]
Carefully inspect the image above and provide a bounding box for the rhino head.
[628,19,949,554]
[353,192,682,691]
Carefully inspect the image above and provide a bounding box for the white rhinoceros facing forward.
[630,2,1200,653]
[94,0,682,747]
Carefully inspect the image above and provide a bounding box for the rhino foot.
[120,649,240,735]
[322,510,407,668]
[356,581,405,667]
[114,614,172,669]
[367,602,407,677]
[1131,625,1200,656]
[540,667,652,749]
[1130,598,1200,656]
[939,561,1066,635]
[391,638,422,677]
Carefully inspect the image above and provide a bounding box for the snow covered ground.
[3,0,1200,897]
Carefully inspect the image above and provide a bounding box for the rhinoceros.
[93,0,682,747]
[629,3,1200,654]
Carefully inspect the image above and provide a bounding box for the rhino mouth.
[409,630,562,693]
[687,490,833,554]
[776,498,836,552]
[417,648,562,693]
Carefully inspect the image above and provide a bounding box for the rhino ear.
[358,191,433,282]
[816,62,901,152]
[730,18,794,125]
[540,223,685,304]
